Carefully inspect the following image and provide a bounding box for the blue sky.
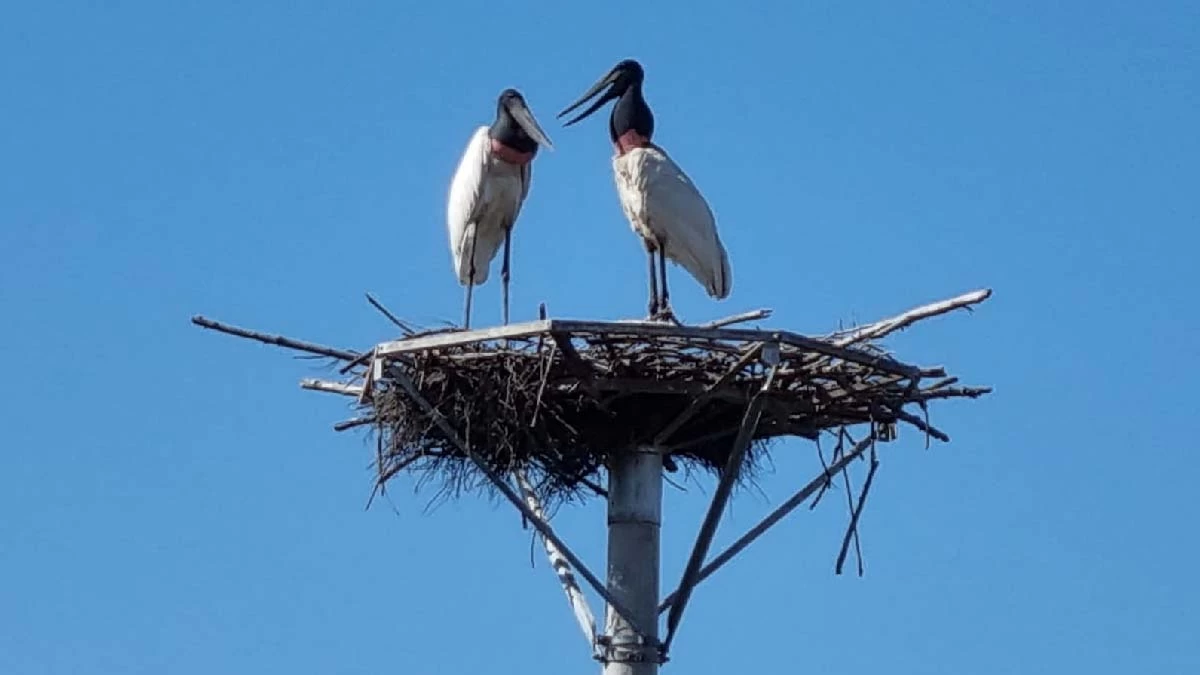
[2,1,1198,673]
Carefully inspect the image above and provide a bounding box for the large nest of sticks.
[192,290,992,507]
[349,296,990,506]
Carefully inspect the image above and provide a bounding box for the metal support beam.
[661,352,781,654]
[657,433,877,613]
[653,341,764,446]
[386,366,653,641]
[514,469,599,653]
[602,446,664,675]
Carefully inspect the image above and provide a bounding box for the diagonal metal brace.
[658,433,877,613]
[385,365,656,643]
[654,341,765,446]
[514,469,599,653]
[661,349,782,654]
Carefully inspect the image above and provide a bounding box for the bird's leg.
[646,247,659,318]
[658,247,674,321]
[463,277,474,330]
[463,227,479,329]
[501,226,512,326]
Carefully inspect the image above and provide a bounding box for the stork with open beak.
[447,88,554,329]
[558,59,731,321]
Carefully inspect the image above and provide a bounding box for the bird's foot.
[650,306,681,325]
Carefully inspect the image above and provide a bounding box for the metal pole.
[602,446,663,675]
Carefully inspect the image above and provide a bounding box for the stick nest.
[191,289,992,509]
[356,320,987,507]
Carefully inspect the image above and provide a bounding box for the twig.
[836,429,864,573]
[191,315,360,361]
[576,475,608,498]
[699,308,773,329]
[835,446,880,576]
[366,434,386,510]
[334,416,376,432]
[663,472,687,493]
[529,341,557,426]
[880,404,949,442]
[808,433,834,511]
[911,386,992,401]
[923,376,959,391]
[338,349,375,375]
[365,292,417,336]
[300,378,364,397]
[374,451,434,493]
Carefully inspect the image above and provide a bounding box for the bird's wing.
[521,162,532,208]
[512,160,532,228]
[446,126,492,285]
[639,146,732,299]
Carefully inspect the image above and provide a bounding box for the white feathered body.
[446,126,531,286]
[613,144,731,298]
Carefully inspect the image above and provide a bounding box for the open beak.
[508,98,555,150]
[557,68,621,127]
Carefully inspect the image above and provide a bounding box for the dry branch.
[191,315,359,361]
[300,378,363,397]
[835,447,879,576]
[832,288,992,346]
[365,292,417,336]
[333,416,375,432]
[700,308,773,329]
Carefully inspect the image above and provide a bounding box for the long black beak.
[557,69,621,127]
[508,98,555,150]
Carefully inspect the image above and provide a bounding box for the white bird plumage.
[445,89,552,329]
[446,125,531,287]
[613,145,731,300]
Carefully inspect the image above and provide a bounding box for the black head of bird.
[491,88,554,155]
[558,59,654,146]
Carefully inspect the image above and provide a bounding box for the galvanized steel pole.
[601,446,663,675]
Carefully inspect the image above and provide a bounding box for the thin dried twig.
[837,429,864,573]
[700,308,773,329]
[809,432,835,511]
[366,292,417,336]
[835,443,880,576]
[300,378,363,397]
[334,416,376,432]
[191,315,359,361]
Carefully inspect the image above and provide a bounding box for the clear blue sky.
[3,1,1197,673]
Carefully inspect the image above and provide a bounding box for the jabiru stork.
[447,88,553,329]
[558,59,731,321]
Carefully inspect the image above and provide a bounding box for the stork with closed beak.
[558,59,731,321]
[447,88,553,329]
